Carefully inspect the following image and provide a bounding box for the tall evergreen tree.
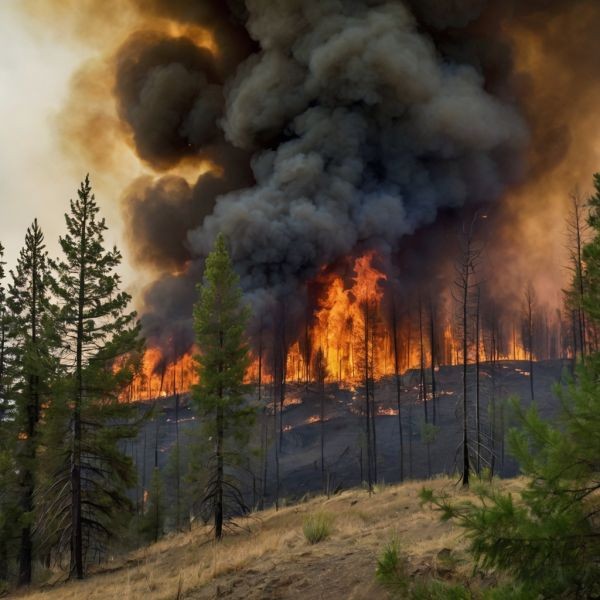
[583,173,600,324]
[41,176,142,578]
[192,233,254,540]
[7,221,56,585]
[0,241,19,585]
[0,243,8,417]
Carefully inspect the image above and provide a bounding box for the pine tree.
[583,173,600,324]
[0,243,8,418]
[422,357,600,596]
[7,220,56,585]
[0,242,19,585]
[192,233,254,540]
[40,176,142,578]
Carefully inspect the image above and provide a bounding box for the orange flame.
[127,250,543,401]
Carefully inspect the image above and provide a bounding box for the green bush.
[411,580,471,600]
[303,512,332,544]
[375,539,409,594]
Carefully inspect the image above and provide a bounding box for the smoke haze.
[17,0,600,353]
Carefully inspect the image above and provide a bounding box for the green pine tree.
[0,242,8,418]
[422,360,600,597]
[192,233,255,540]
[40,176,143,578]
[0,242,19,586]
[7,220,57,586]
[583,173,600,325]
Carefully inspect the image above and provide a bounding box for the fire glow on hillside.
[127,250,539,400]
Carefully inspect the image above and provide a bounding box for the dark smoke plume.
[31,0,600,353]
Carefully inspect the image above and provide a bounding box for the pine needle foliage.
[192,233,254,540]
[39,176,143,578]
[421,359,600,597]
[7,220,57,585]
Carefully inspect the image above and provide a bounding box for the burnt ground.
[130,359,571,508]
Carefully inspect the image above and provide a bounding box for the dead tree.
[454,215,482,487]
[418,295,431,478]
[475,285,481,475]
[565,191,588,361]
[523,284,536,403]
[362,296,374,493]
[391,299,404,481]
[313,347,328,493]
[429,295,438,425]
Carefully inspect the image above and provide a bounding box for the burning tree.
[192,233,255,540]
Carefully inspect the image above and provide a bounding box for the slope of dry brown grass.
[13,477,524,600]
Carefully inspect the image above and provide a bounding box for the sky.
[0,2,135,284]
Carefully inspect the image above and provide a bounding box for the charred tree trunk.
[215,403,224,540]
[391,301,404,481]
[525,286,535,403]
[475,287,481,475]
[363,299,373,493]
[455,216,481,487]
[429,296,437,425]
[214,327,225,541]
[406,318,413,479]
[418,297,431,478]
[272,332,280,511]
[370,311,378,484]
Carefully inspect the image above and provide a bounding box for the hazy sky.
[0,2,134,283]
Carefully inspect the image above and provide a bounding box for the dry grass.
[13,477,525,600]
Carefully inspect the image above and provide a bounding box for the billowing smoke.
[109,0,553,349]
[21,0,600,356]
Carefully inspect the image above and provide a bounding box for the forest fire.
[130,249,546,402]
[123,347,196,402]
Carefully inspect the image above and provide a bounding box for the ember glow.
[132,249,543,400]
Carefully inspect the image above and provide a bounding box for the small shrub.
[303,512,332,544]
[375,539,409,594]
[373,480,387,494]
[411,580,471,599]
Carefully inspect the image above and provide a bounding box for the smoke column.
[19,0,600,353]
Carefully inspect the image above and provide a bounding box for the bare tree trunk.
[455,216,481,487]
[525,286,535,403]
[475,286,481,476]
[391,301,404,481]
[272,332,280,511]
[215,404,224,540]
[418,297,431,478]
[406,318,413,479]
[429,296,437,425]
[363,299,373,493]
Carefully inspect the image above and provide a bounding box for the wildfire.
[128,250,544,401]
[124,347,197,402]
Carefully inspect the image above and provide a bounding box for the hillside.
[134,359,567,505]
[14,477,524,600]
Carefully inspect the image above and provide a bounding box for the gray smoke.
[190,1,526,313]
[113,0,538,350]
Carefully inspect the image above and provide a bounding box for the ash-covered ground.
[129,359,571,509]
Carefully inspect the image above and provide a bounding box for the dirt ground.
[14,477,524,600]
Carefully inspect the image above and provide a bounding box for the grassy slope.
[15,477,523,600]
